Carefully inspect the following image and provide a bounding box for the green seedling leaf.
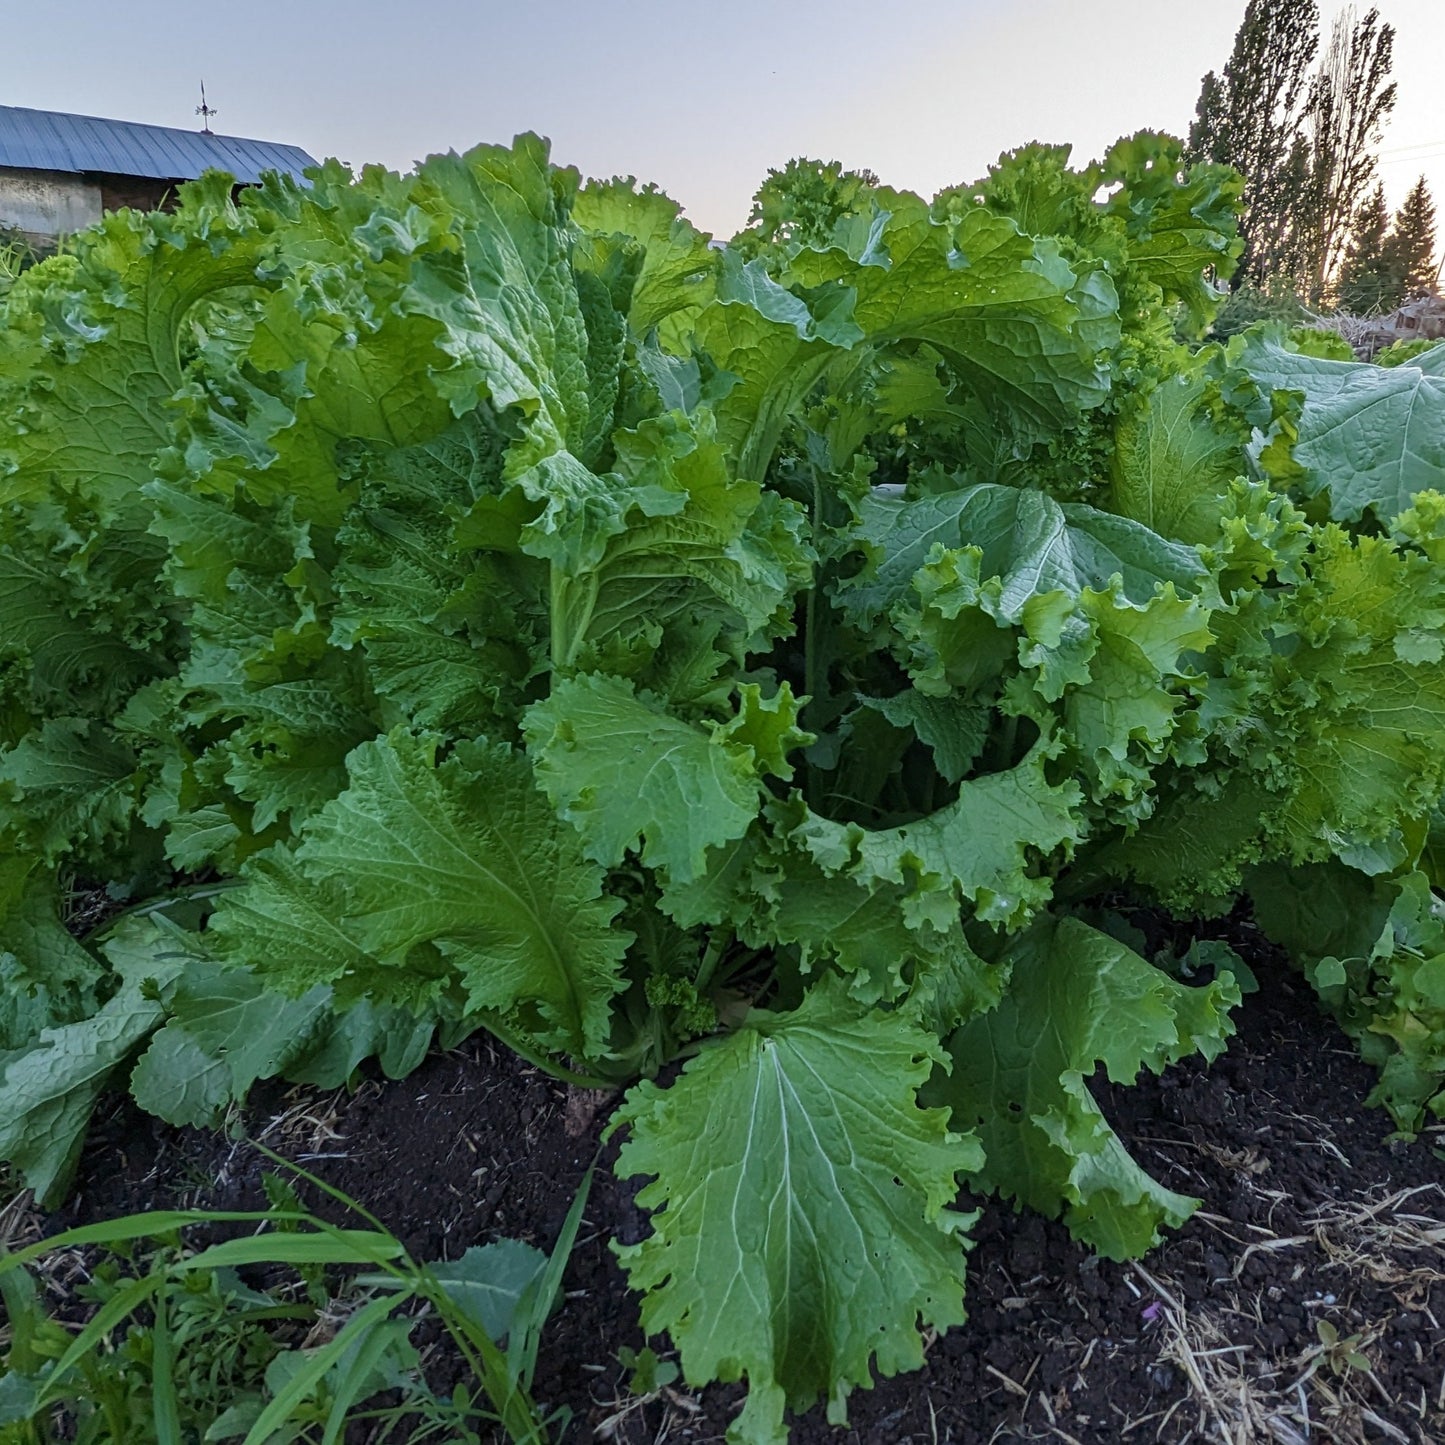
[320,1318,418,1445]
[33,1272,162,1409]
[619,1345,680,1394]
[429,1239,549,1344]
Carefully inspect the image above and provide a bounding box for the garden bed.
[29,933,1445,1445]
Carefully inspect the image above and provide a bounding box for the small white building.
[0,104,316,248]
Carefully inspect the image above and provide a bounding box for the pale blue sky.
[5,1,1443,239]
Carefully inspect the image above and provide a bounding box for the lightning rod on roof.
[196,82,218,134]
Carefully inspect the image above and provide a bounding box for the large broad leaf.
[170,137,619,570]
[782,744,1083,932]
[695,196,1118,485]
[1239,333,1445,523]
[0,536,170,723]
[394,137,630,572]
[207,846,446,1010]
[288,731,629,1059]
[540,410,813,672]
[691,257,859,484]
[524,674,807,884]
[130,966,438,1129]
[1110,369,1250,544]
[657,822,1003,1021]
[0,719,142,866]
[842,480,1217,817]
[572,178,719,335]
[952,132,1239,336]
[0,917,191,1207]
[613,977,979,1445]
[786,197,1119,446]
[170,270,454,531]
[0,991,164,1207]
[1180,525,1445,871]
[1008,581,1214,813]
[1092,132,1242,332]
[768,863,1004,1027]
[129,960,332,1127]
[840,481,1206,634]
[1084,770,1280,911]
[1408,343,1445,378]
[0,178,268,519]
[860,690,991,784]
[1086,514,1445,899]
[933,916,1239,1258]
[429,1240,549,1344]
[147,480,375,840]
[330,411,540,735]
[1265,530,1445,857]
[0,865,109,1064]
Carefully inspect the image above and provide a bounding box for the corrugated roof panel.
[1,108,69,172]
[0,104,316,183]
[140,123,200,179]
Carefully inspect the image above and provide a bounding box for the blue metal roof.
[0,105,316,184]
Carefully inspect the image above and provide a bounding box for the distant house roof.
[0,104,316,184]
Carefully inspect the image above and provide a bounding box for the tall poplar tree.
[1186,0,1319,287]
[1300,7,1397,302]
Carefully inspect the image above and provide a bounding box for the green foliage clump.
[0,129,1443,1442]
[1209,280,1306,338]
[1285,326,1355,361]
[1378,336,1443,367]
[1339,177,1441,315]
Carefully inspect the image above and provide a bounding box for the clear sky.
[4,0,1443,241]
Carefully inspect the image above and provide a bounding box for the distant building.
[0,104,316,248]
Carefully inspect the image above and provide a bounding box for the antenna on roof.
[195,81,218,134]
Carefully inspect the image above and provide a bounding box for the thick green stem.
[694,928,733,996]
[999,712,1020,769]
[476,1013,620,1093]
[548,566,597,674]
[803,468,827,807]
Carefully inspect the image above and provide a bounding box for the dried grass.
[593,1377,715,1444]
[1121,1185,1445,1443]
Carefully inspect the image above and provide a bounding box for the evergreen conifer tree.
[1383,177,1440,299]
[1337,183,1396,312]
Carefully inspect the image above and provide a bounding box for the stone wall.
[0,166,103,244]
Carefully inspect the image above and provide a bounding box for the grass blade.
[0,1211,311,1272]
[239,1293,400,1445]
[319,1317,412,1445]
[251,1144,394,1239]
[150,1270,182,1445]
[0,1266,44,1374]
[34,1271,161,1408]
[182,1230,405,1272]
[511,1165,593,1390]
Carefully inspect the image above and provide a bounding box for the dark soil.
[44,932,1445,1445]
